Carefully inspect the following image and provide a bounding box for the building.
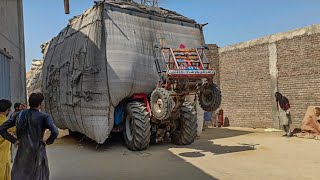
[0,0,26,104]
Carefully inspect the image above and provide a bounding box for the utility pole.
[64,0,70,14]
[141,0,158,7]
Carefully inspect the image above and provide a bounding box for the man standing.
[0,99,13,180]
[10,103,23,163]
[275,92,292,137]
[0,93,59,180]
[11,103,23,118]
[21,104,26,110]
[203,111,212,129]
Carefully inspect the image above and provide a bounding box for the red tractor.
[149,45,221,145]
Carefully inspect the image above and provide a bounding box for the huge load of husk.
[42,0,205,143]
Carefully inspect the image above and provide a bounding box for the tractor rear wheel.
[171,102,197,145]
[123,101,151,151]
[150,88,174,120]
[199,83,222,111]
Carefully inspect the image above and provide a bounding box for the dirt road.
[47,128,320,180]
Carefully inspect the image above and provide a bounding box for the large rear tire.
[150,88,174,120]
[123,101,151,151]
[199,83,222,111]
[171,102,197,145]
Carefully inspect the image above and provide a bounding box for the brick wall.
[210,24,320,128]
[276,33,320,127]
[219,44,273,128]
[206,44,220,86]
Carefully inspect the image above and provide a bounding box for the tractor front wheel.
[150,88,174,120]
[199,83,222,112]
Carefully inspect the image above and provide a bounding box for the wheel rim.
[153,96,164,114]
[125,116,133,141]
[202,89,214,105]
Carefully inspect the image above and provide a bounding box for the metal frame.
[0,49,13,59]
[132,93,151,113]
[159,47,215,78]
[155,46,215,95]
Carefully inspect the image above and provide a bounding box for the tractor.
[117,45,221,151]
[42,0,221,151]
[148,45,222,146]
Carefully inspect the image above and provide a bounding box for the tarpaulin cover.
[42,1,204,143]
[300,106,320,134]
[293,106,320,140]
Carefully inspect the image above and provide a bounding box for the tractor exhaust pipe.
[64,0,70,14]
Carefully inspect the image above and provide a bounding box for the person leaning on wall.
[275,92,292,137]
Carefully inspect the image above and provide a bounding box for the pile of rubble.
[26,59,43,97]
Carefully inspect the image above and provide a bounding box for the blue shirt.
[204,111,212,121]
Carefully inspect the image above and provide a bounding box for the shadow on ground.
[62,127,257,155]
[177,128,257,158]
[65,127,255,154]
[49,132,219,180]
[49,128,256,180]
[203,127,253,140]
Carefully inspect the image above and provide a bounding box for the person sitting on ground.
[275,92,292,137]
[0,99,13,180]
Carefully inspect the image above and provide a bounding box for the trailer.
[42,0,218,150]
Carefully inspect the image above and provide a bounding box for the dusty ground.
[47,127,320,180]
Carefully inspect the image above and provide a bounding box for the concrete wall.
[214,24,320,128]
[0,0,26,104]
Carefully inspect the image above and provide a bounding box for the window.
[0,50,11,99]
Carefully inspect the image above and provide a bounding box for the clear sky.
[23,0,320,70]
